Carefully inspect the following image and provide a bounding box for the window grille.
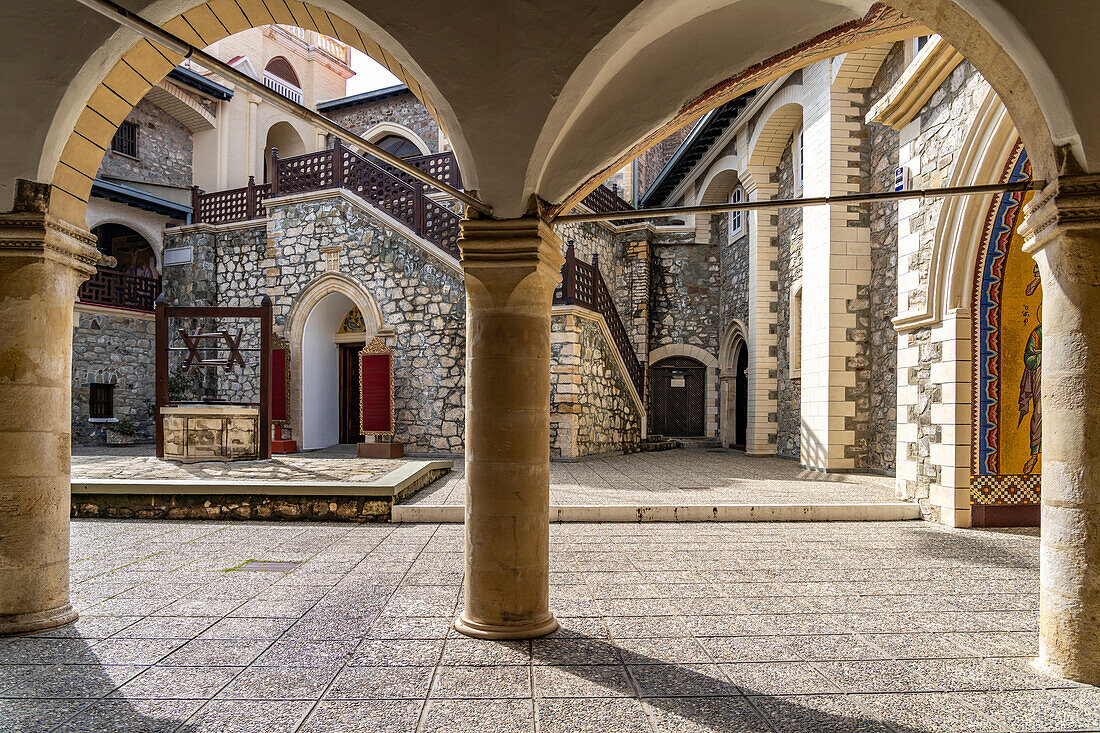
[89,383,115,419]
[111,121,137,158]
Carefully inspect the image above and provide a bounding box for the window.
[915,35,931,53]
[263,57,303,103]
[729,186,744,237]
[793,127,804,191]
[89,383,115,419]
[790,283,802,379]
[111,121,137,158]
[374,134,422,159]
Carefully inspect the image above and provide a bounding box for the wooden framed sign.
[360,336,395,436]
[271,341,289,424]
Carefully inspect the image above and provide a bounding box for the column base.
[453,613,559,640]
[0,603,78,637]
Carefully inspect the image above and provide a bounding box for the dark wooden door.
[650,358,706,437]
[734,344,748,450]
[339,344,363,444]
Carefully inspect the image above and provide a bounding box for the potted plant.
[105,418,137,446]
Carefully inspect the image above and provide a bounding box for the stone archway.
[6,0,1099,672]
[649,344,719,439]
[284,273,384,450]
[719,320,748,449]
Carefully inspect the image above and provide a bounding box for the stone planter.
[105,428,135,446]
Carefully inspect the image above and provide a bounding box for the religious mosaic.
[971,144,1041,505]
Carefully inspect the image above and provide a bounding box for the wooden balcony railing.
[79,269,160,312]
[580,182,642,224]
[191,142,462,257]
[553,243,645,396]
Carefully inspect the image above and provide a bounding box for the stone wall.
[861,42,906,471]
[717,212,750,331]
[97,98,192,188]
[895,59,991,516]
[325,92,441,154]
[649,235,720,357]
[774,134,803,460]
[636,126,694,200]
[904,60,990,315]
[162,191,648,459]
[71,310,156,444]
[262,195,465,454]
[551,311,643,459]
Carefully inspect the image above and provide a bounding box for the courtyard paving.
[71,446,899,508]
[4,519,1096,732]
[409,448,899,507]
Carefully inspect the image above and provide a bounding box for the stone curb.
[392,501,920,523]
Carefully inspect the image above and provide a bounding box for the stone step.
[391,502,920,523]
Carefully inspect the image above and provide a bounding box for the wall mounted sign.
[360,336,395,436]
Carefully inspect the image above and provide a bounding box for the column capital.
[1020,173,1100,256]
[0,208,100,276]
[459,217,565,266]
[459,217,565,305]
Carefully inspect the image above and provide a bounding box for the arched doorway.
[81,223,160,311]
[733,341,748,451]
[650,356,706,437]
[300,291,358,450]
[264,121,306,181]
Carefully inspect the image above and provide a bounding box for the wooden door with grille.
[649,357,706,436]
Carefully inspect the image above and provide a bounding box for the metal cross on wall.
[179,328,247,372]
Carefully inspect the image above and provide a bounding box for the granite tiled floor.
[409,448,898,506]
[5,520,1093,732]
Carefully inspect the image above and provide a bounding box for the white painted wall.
[300,292,354,449]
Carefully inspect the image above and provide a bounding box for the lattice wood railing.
[553,243,645,396]
[79,269,160,312]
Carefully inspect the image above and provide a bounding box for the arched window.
[264,57,302,103]
[374,134,422,159]
[729,186,744,237]
[264,56,300,86]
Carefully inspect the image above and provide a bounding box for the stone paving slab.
[4,519,1090,732]
[407,447,901,507]
[72,444,403,484]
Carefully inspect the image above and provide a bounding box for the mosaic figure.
[1019,263,1042,474]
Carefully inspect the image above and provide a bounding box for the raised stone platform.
[71,453,452,522]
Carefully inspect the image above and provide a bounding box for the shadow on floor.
[2,635,197,732]
[532,630,937,732]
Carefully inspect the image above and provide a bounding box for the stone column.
[1019,173,1100,684]
[454,216,563,639]
[0,183,99,635]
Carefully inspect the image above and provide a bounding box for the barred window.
[111,121,138,158]
[89,383,115,419]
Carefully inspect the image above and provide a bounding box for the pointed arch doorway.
[733,341,748,451]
